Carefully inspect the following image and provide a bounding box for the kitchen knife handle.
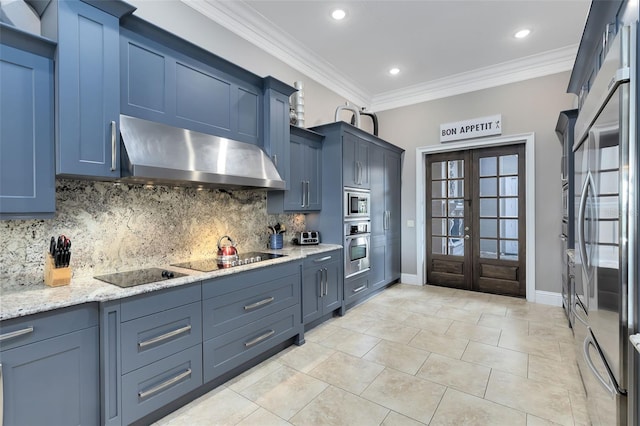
[110,120,117,172]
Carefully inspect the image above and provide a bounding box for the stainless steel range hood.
[119,115,285,190]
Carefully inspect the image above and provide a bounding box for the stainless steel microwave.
[344,187,370,219]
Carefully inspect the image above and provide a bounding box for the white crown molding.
[370,44,578,111]
[182,0,577,112]
[182,0,371,107]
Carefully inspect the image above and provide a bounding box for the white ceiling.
[184,0,591,111]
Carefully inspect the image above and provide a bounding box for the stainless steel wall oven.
[344,220,370,278]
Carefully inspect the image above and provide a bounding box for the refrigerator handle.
[583,335,621,397]
[577,176,591,281]
[574,301,588,327]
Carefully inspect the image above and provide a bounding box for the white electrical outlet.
[407,220,415,228]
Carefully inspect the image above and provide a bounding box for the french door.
[426,144,526,297]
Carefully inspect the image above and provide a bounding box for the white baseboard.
[400,273,420,285]
[535,290,563,307]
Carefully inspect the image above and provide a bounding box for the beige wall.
[129,1,576,293]
[376,72,577,292]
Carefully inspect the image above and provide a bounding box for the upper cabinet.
[267,126,324,213]
[263,77,296,189]
[343,130,370,188]
[119,17,264,146]
[41,0,134,179]
[0,26,56,219]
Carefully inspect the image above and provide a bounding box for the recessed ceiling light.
[514,29,531,39]
[389,67,400,75]
[332,9,346,20]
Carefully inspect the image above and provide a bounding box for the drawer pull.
[314,256,332,263]
[138,368,192,400]
[244,297,275,311]
[138,325,192,349]
[0,326,34,342]
[353,285,367,294]
[110,120,117,171]
[244,329,275,348]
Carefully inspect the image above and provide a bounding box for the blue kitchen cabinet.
[343,130,370,188]
[0,27,55,219]
[263,77,296,189]
[301,250,343,326]
[41,0,133,179]
[201,261,303,382]
[370,145,402,289]
[119,17,262,146]
[267,126,323,213]
[0,304,99,426]
[99,283,202,426]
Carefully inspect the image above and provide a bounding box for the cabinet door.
[283,135,306,210]
[264,89,290,187]
[384,150,402,239]
[305,139,322,211]
[56,0,120,178]
[370,237,386,290]
[386,237,401,282]
[369,145,386,237]
[0,44,55,218]
[357,138,370,188]
[342,132,358,187]
[302,266,322,324]
[321,257,342,313]
[1,327,99,426]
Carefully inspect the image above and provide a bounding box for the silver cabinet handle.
[244,297,275,311]
[0,326,34,342]
[358,161,362,184]
[138,368,192,400]
[301,181,306,207]
[1,363,3,426]
[323,268,328,296]
[314,256,332,263]
[273,154,278,167]
[110,120,117,172]
[245,329,275,348]
[138,325,192,349]
[353,284,367,293]
[583,335,619,397]
[318,270,323,297]
[306,181,310,207]
[354,161,359,184]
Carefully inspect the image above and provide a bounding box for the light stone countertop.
[1,244,342,321]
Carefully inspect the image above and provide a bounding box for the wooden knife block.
[44,253,71,287]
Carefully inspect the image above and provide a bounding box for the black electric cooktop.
[94,268,187,288]
[171,251,286,272]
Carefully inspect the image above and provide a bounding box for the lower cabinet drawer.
[203,307,299,382]
[344,274,369,304]
[121,301,202,374]
[202,273,299,340]
[122,344,203,425]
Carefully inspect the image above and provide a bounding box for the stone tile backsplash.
[1,180,305,290]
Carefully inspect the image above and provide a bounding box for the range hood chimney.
[119,115,286,190]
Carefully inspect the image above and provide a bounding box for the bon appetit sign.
[440,114,502,143]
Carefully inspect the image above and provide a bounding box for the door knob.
[464,226,469,231]
[464,235,470,240]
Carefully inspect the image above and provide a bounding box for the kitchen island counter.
[0,244,341,321]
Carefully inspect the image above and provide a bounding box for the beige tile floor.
[155,284,587,426]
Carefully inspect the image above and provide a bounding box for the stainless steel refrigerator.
[572,24,638,425]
